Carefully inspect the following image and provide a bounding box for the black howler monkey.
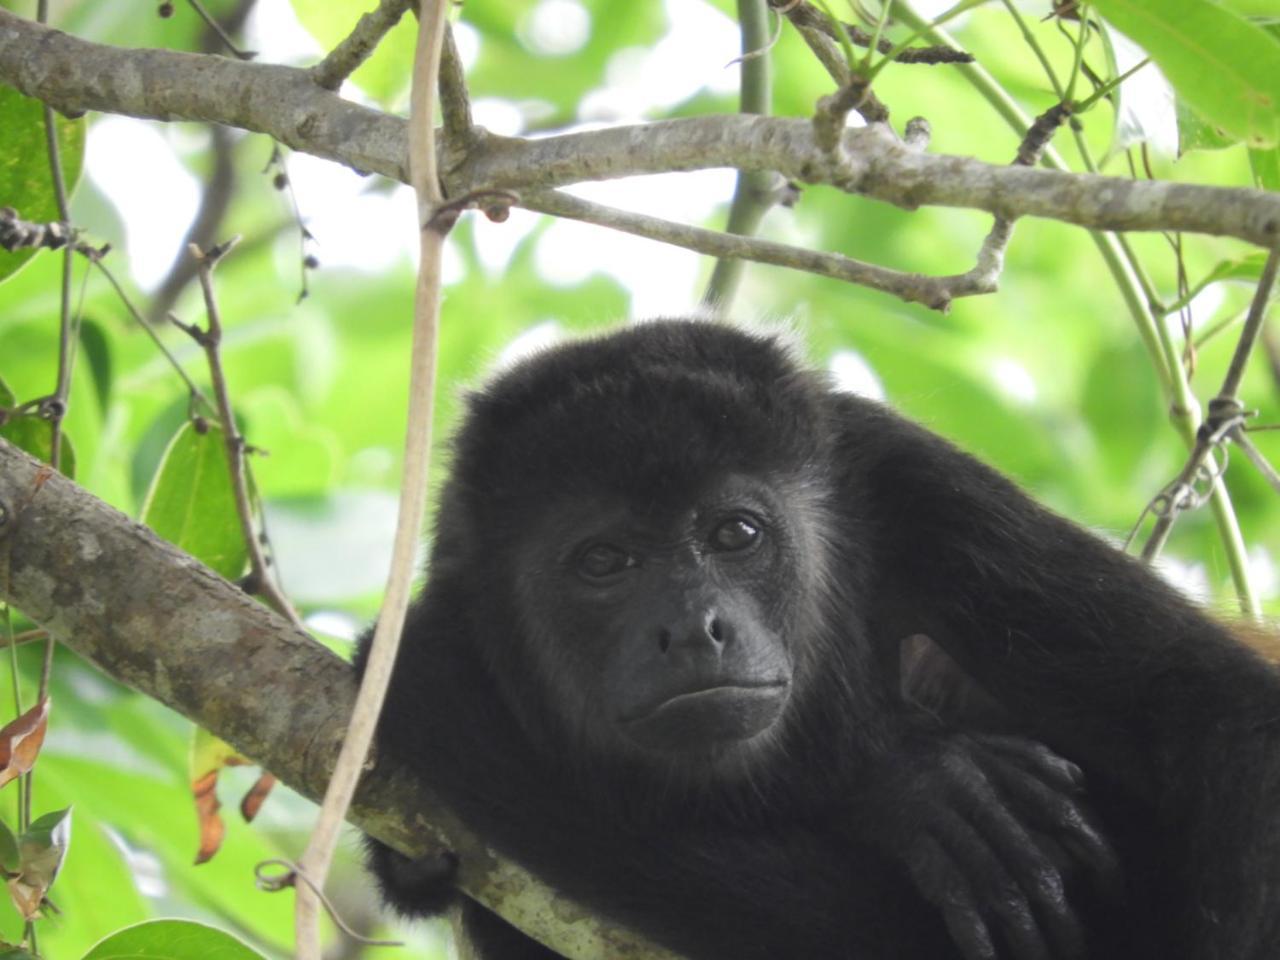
[361,320,1280,960]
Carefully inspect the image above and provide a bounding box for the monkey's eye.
[709,517,761,552]
[576,544,634,581]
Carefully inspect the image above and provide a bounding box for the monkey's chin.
[619,683,789,755]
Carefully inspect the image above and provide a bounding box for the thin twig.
[953,101,1074,295]
[525,188,963,310]
[1140,243,1280,573]
[91,259,216,415]
[186,240,305,631]
[310,0,413,91]
[770,0,973,64]
[184,0,256,59]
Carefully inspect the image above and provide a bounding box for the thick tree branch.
[1,11,1278,249]
[0,439,677,960]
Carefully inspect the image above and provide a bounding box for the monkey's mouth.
[619,681,790,752]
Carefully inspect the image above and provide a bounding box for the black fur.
[361,320,1280,960]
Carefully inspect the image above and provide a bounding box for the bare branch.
[525,189,960,310]
[185,240,304,630]
[0,438,680,960]
[310,0,413,91]
[2,12,1277,250]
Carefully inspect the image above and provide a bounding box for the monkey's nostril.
[708,617,724,643]
[657,628,671,653]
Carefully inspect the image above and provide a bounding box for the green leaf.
[1166,251,1272,313]
[0,377,13,409]
[1215,0,1280,17]
[139,422,248,582]
[81,919,267,960]
[0,415,76,479]
[78,319,113,417]
[19,808,71,889]
[1093,0,1280,148]
[0,943,37,959]
[0,821,18,875]
[1251,146,1280,190]
[1177,100,1238,152]
[0,85,85,284]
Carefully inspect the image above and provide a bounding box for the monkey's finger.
[963,801,1085,960]
[980,736,1085,794]
[976,760,1123,901]
[908,834,998,960]
[942,901,999,960]
[929,815,1057,960]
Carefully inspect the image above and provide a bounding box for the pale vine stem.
[289,0,449,957]
[702,0,780,310]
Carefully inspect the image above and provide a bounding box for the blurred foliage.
[0,0,1277,957]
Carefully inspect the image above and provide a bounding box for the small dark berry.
[158,2,175,17]
[273,172,288,190]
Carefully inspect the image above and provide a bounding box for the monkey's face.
[511,473,829,764]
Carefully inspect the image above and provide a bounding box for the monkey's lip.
[619,680,790,725]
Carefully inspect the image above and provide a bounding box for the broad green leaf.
[81,919,267,960]
[1093,0,1280,148]
[0,415,76,478]
[1251,146,1280,190]
[1178,101,1238,152]
[1216,0,1280,17]
[139,422,248,582]
[0,86,85,283]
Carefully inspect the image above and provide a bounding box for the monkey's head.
[444,322,848,770]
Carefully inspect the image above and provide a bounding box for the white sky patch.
[1153,554,1211,603]
[471,98,528,137]
[1162,283,1227,335]
[86,117,200,290]
[284,152,420,274]
[473,206,542,276]
[533,169,735,311]
[244,0,323,66]
[579,0,737,122]
[519,0,592,56]
[1250,546,1278,601]
[453,21,481,71]
[828,349,886,400]
[494,319,565,369]
[304,609,364,643]
[990,357,1038,404]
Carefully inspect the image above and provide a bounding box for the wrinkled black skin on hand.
[360,321,1280,960]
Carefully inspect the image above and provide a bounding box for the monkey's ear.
[900,634,1010,727]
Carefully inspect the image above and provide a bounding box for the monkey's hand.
[363,836,460,918]
[857,732,1121,960]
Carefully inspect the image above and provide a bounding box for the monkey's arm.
[838,396,1280,957]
